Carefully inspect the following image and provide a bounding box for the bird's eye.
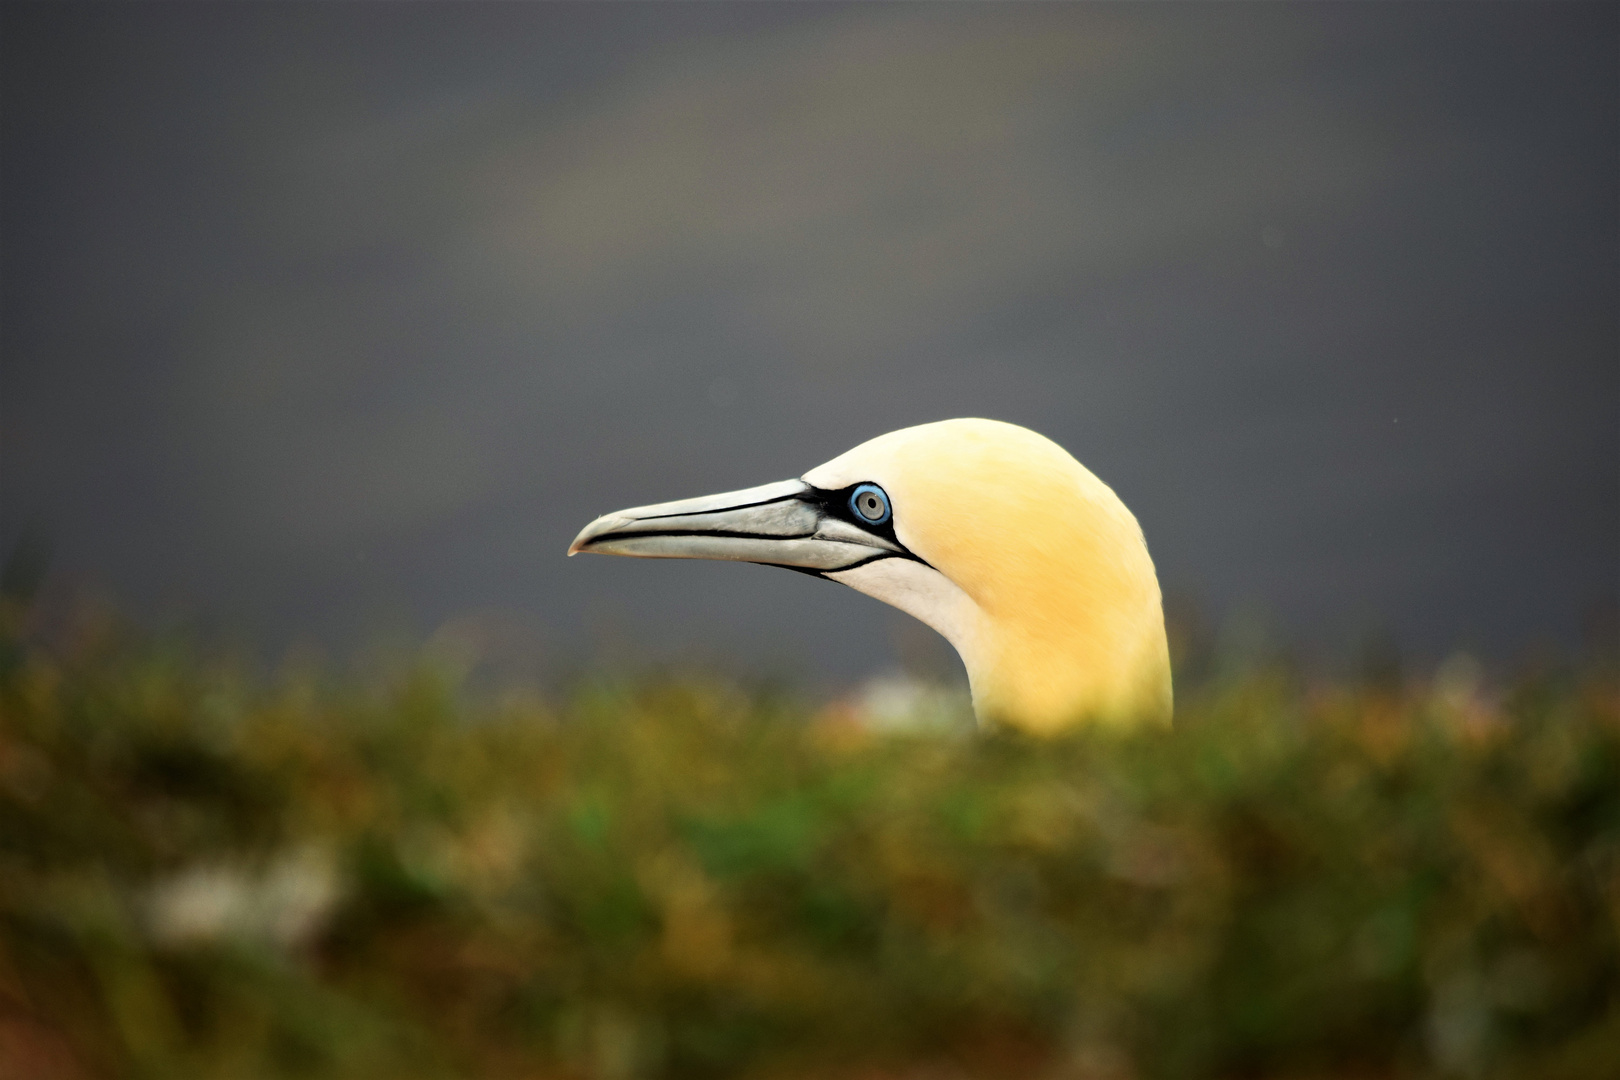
[850,483,891,525]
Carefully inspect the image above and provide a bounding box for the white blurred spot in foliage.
[144,844,340,950]
[846,672,975,733]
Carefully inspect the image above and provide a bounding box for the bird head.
[569,418,1171,732]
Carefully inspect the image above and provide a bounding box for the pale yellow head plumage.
[569,418,1171,732]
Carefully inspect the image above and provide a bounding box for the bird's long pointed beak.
[568,478,899,572]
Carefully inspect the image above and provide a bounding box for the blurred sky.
[3,3,1616,683]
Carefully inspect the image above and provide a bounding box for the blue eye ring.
[849,483,892,525]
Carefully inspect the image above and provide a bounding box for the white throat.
[826,558,985,688]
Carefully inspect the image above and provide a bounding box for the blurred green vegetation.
[0,613,1616,1079]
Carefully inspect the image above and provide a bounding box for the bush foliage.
[0,625,1616,1079]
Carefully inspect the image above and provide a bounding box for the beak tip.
[568,514,625,557]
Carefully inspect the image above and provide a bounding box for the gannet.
[568,418,1171,732]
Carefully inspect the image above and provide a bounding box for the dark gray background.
[3,3,1616,683]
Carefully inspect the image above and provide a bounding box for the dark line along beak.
[567,479,901,573]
